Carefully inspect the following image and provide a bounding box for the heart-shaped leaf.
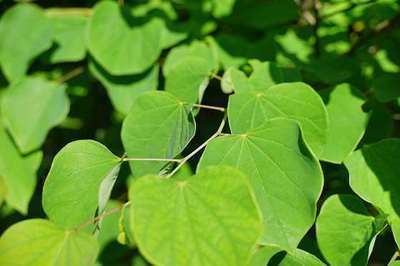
[87,1,163,75]
[228,82,328,159]
[121,91,195,177]
[0,219,98,266]
[130,166,262,266]
[316,194,383,266]
[43,140,121,228]
[198,118,323,249]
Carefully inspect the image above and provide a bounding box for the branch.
[167,113,227,178]
[122,157,181,163]
[57,67,85,84]
[389,250,399,264]
[76,201,131,230]
[347,13,400,55]
[192,103,225,112]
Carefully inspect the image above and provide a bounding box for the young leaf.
[198,118,323,249]
[121,91,195,177]
[279,249,325,266]
[42,140,121,228]
[228,82,328,158]
[0,124,42,214]
[89,60,159,115]
[130,166,262,266]
[87,1,163,75]
[1,76,70,154]
[0,3,53,82]
[0,219,98,266]
[47,14,87,63]
[316,194,381,266]
[163,41,218,103]
[319,84,369,163]
[345,139,400,247]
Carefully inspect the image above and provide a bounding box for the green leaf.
[226,0,299,29]
[246,60,302,92]
[198,118,323,249]
[89,60,159,115]
[42,140,121,228]
[1,76,70,154]
[316,194,379,266]
[130,166,262,266]
[0,124,42,214]
[319,84,369,163]
[0,219,98,266]
[163,41,218,103]
[221,67,250,94]
[250,246,325,266]
[0,3,53,82]
[47,13,87,63]
[250,246,282,266]
[279,249,325,266]
[87,1,163,75]
[121,91,195,177]
[97,200,122,250]
[228,82,328,158]
[372,73,400,102]
[344,139,400,247]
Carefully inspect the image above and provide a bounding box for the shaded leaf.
[319,84,369,163]
[121,91,195,177]
[1,76,70,154]
[0,3,53,81]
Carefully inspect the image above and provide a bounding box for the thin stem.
[389,250,399,264]
[192,103,225,112]
[45,8,92,17]
[122,157,181,163]
[57,67,84,84]
[212,74,223,81]
[76,202,131,230]
[167,114,227,178]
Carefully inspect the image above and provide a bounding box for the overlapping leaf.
[46,13,87,63]
[163,41,218,103]
[87,1,163,75]
[42,140,121,228]
[1,76,70,154]
[0,219,98,266]
[130,166,262,266]
[121,91,195,177]
[198,118,323,249]
[319,83,369,163]
[89,60,159,115]
[228,82,328,157]
[316,194,383,266]
[345,139,400,248]
[0,3,53,81]
[0,124,42,214]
